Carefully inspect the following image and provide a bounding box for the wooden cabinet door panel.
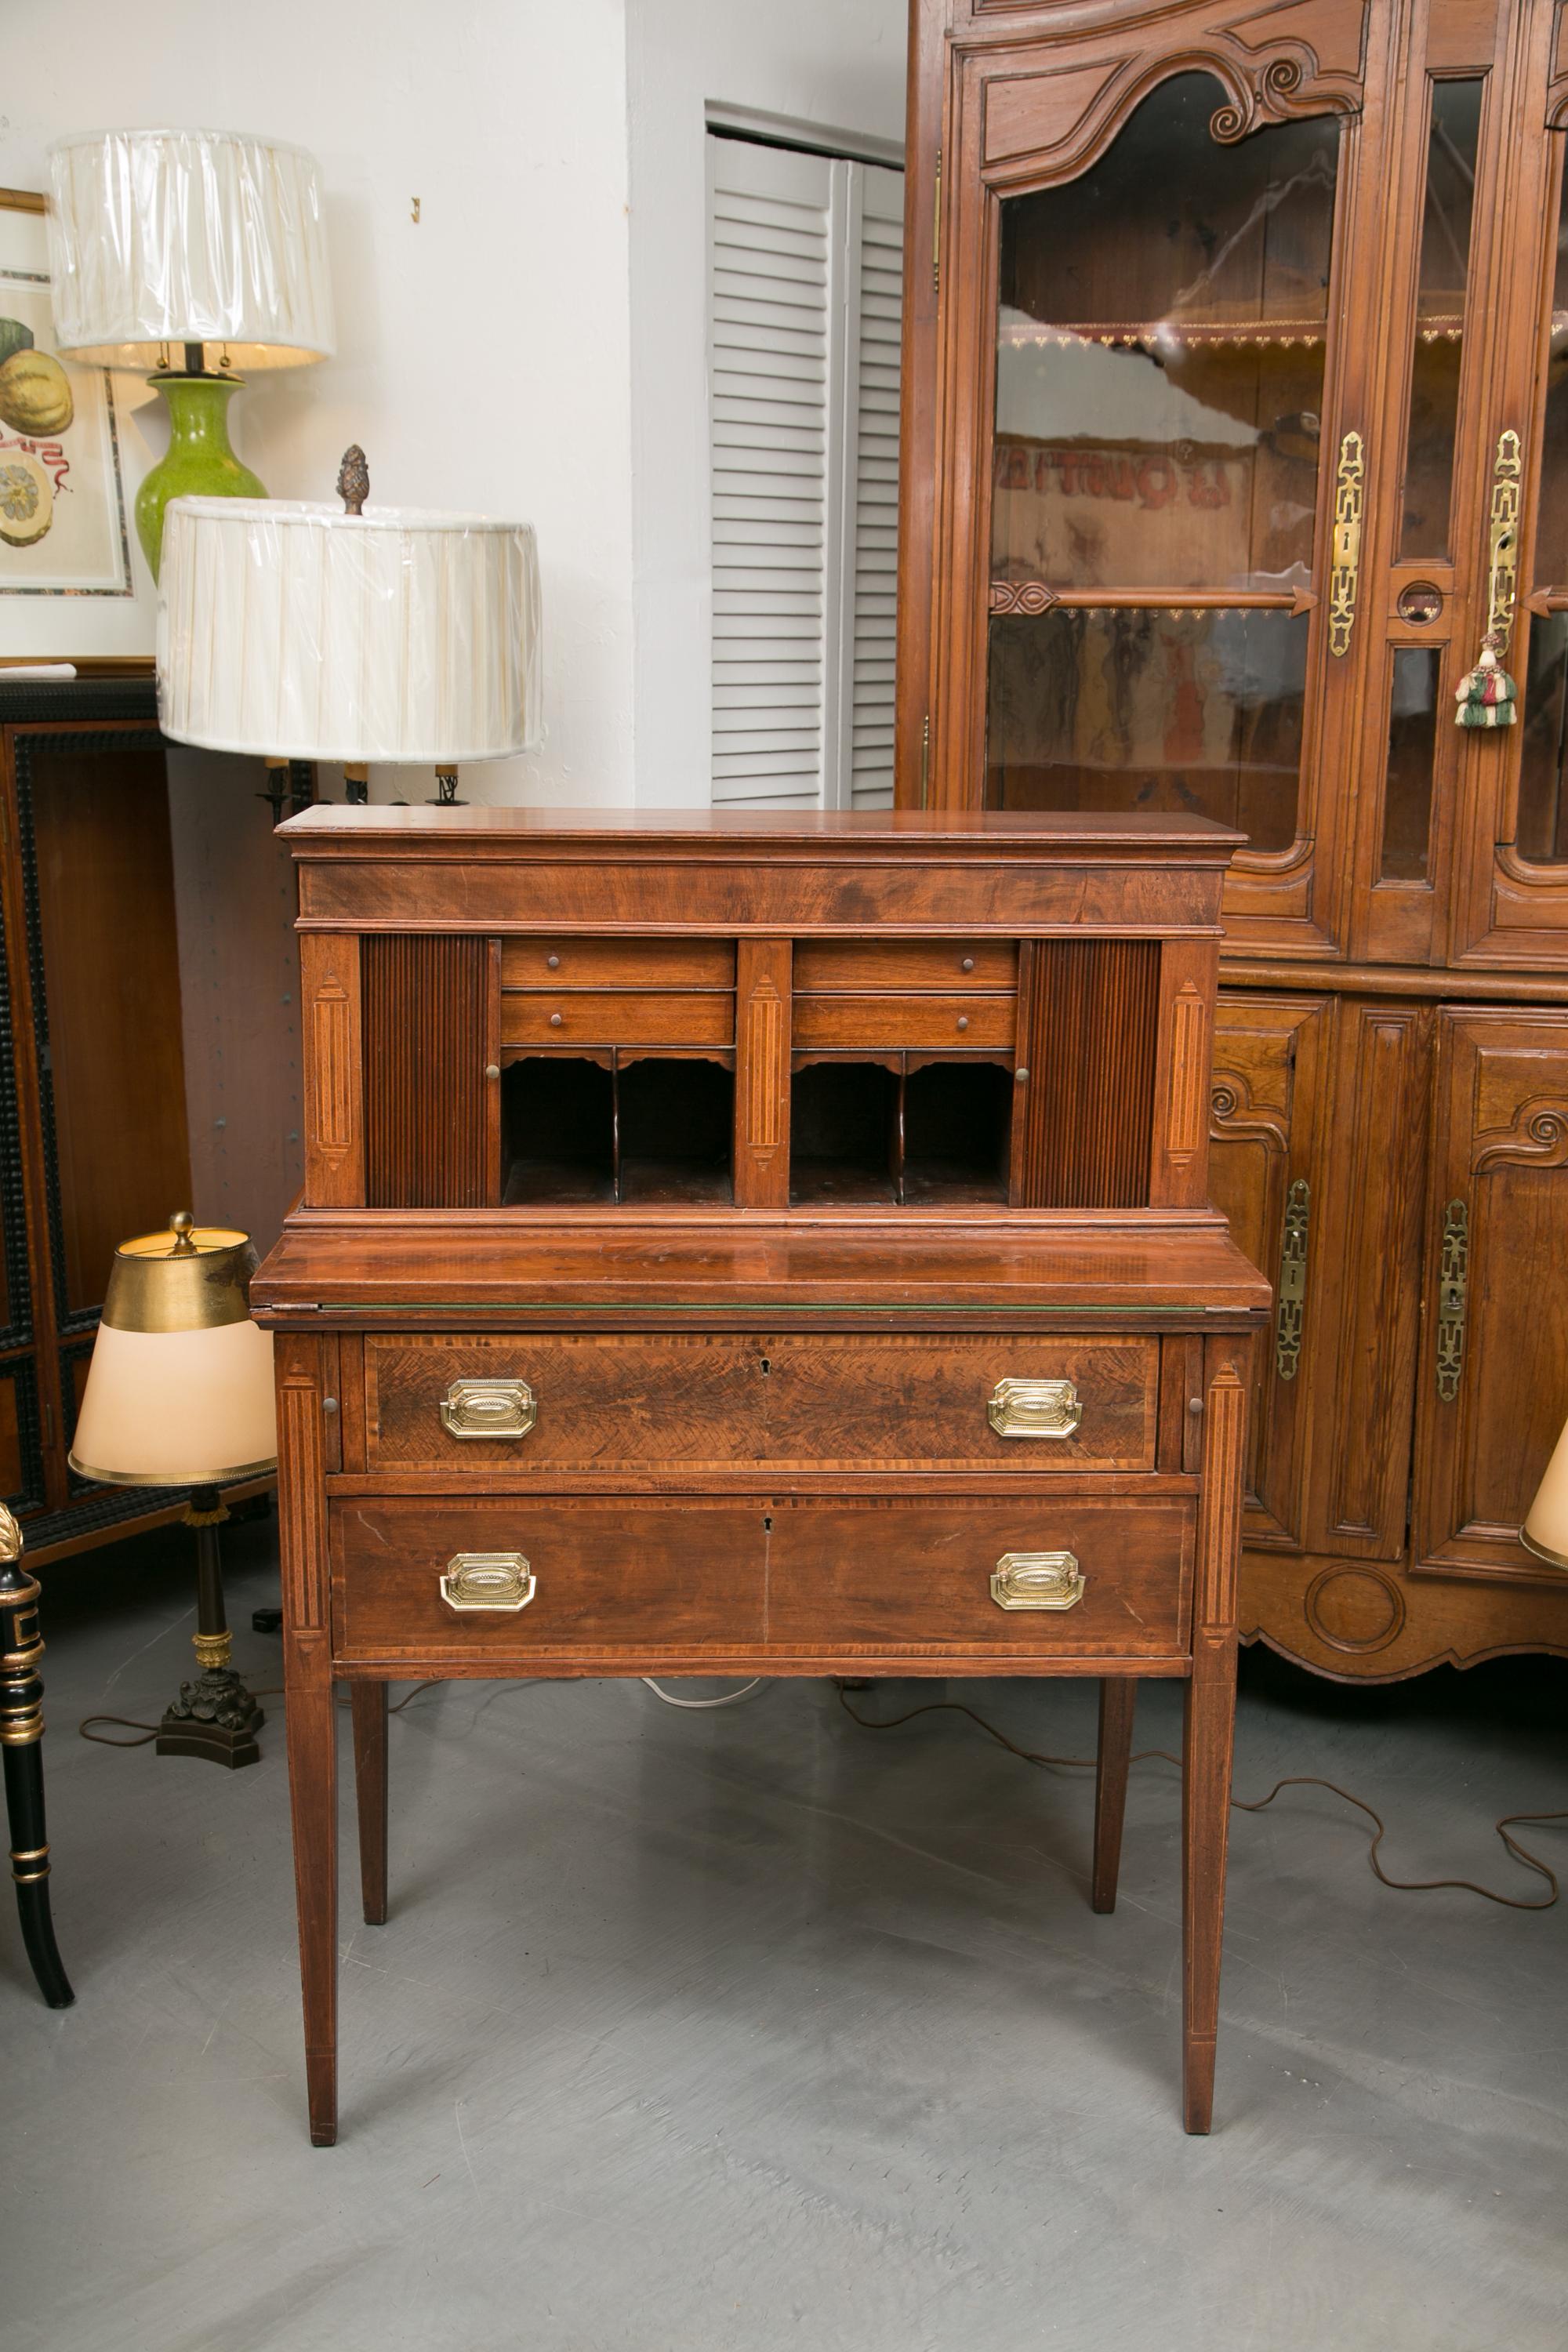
[1210,991,1332,1547]
[1413,1008,1568,1579]
[1311,1000,1432,1561]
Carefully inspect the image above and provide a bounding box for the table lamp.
[46,128,335,577]
[68,1213,277,1768]
[155,449,542,809]
[1521,1413,1568,1571]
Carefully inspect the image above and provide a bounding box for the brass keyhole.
[759,1356,771,1375]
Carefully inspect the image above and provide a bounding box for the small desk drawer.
[500,992,735,1047]
[332,1497,764,1659]
[793,994,1016,1050]
[500,938,735,991]
[360,1332,1159,1472]
[794,940,1017,993]
[766,1495,1191,1654]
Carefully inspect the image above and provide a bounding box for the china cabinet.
[895,0,1568,1675]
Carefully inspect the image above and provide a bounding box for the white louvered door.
[706,137,902,811]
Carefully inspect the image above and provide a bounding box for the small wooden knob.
[956,1015,970,1032]
[550,1012,564,1028]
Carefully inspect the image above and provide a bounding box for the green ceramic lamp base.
[136,373,265,581]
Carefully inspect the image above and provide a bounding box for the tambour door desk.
[251,807,1270,2143]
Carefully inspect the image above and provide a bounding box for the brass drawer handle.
[991,1551,1084,1611]
[440,1552,535,1612]
[987,1376,1082,1439]
[439,1377,537,1440]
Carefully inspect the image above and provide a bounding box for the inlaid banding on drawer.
[359,1332,1160,1472]
[500,938,735,990]
[500,992,735,1047]
[793,994,1016,1050]
[794,940,1018,993]
[333,1498,765,1657]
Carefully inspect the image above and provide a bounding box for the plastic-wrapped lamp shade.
[46,128,335,368]
[157,498,543,763]
[1522,1413,1568,1572]
[67,1220,276,1489]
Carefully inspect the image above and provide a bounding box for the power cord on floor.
[641,1677,764,1710]
[836,1687,1568,1911]
[78,1681,440,1746]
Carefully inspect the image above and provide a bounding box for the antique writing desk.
[252,808,1269,2143]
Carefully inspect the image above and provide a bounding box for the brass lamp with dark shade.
[69,1213,277,1767]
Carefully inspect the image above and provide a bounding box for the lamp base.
[136,373,266,581]
[157,1670,265,1769]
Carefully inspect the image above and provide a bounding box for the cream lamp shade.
[67,1214,276,1490]
[156,495,543,765]
[1521,1414,1568,1572]
[45,129,335,368]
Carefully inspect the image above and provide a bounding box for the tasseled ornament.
[1454,633,1518,729]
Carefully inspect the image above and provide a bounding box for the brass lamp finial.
[169,1210,197,1255]
[337,445,369,516]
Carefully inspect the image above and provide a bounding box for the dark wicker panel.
[1014,939,1160,1208]
[364,935,491,1207]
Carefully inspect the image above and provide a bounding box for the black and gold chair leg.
[0,1503,73,2008]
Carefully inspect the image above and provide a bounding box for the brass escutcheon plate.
[987,1376,1082,1439]
[439,1377,537,1440]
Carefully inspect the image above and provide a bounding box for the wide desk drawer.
[360,1332,1160,1472]
[792,994,1015,1051]
[330,1494,1191,1662]
[499,992,735,1047]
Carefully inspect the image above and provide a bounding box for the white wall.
[0,0,637,806]
[624,0,907,806]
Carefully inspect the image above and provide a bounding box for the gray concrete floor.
[5,1510,1567,2352]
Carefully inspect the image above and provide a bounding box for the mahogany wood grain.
[793,939,1018,991]
[300,933,365,1210]
[793,993,1015,1050]
[500,938,735,990]
[359,1330,1160,1474]
[1091,1677,1137,1913]
[499,992,735,1049]
[349,1681,387,1926]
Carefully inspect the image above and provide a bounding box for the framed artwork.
[0,187,151,661]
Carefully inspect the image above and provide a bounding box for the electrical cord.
[78,1680,439,1746]
[641,1677,764,1709]
[837,1687,1567,1911]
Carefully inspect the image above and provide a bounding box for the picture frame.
[0,186,154,663]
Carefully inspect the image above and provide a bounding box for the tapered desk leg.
[350,1682,389,1926]
[285,1639,338,2147]
[1091,1678,1136,1914]
[1182,1349,1248,2136]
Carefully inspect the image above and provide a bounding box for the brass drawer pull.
[991,1551,1084,1611]
[440,1552,535,1612]
[439,1377,537,1440]
[987,1376,1082,1439]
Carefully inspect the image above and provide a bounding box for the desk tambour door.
[329,1493,1192,1661]
[360,1332,1160,1472]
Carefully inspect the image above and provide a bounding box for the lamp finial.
[169,1210,197,1254]
[337,445,368,516]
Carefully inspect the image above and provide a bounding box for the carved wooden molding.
[277,1362,328,1634]
[1209,1063,1288,1153]
[744,979,786,1158]
[976,2,1364,186]
[1471,1096,1568,1174]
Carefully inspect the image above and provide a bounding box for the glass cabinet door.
[957,52,1375,953]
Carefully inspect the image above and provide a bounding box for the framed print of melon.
[0,188,134,612]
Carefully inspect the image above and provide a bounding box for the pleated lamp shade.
[46,128,335,369]
[68,1216,276,1490]
[1522,1415,1568,1572]
[156,496,543,764]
